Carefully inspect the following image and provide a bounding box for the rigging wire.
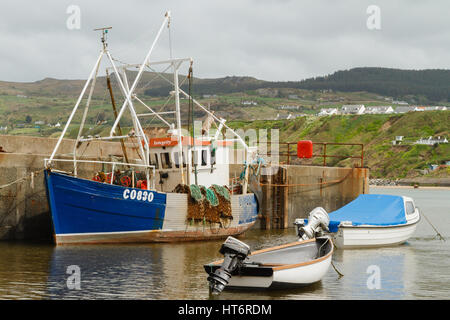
[111,54,174,93]
[107,59,190,132]
[187,65,192,137]
[168,16,173,60]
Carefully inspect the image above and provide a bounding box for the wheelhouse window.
[405,201,415,215]
[173,151,186,168]
[192,150,199,166]
[150,153,159,169]
[211,148,216,165]
[201,149,208,166]
[161,152,172,169]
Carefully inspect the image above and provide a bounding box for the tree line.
[144,67,450,103]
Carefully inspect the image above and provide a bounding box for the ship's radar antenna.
[94,26,112,50]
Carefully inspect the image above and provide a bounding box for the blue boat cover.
[327,194,406,232]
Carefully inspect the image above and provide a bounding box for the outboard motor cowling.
[207,236,251,295]
[294,207,330,240]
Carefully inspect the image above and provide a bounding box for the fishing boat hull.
[44,170,258,245]
[204,238,333,289]
[332,220,420,249]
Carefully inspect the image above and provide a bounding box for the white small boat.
[314,194,420,249]
[204,236,333,293]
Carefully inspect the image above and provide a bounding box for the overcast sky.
[2,0,450,82]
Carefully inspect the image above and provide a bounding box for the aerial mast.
[72,27,113,176]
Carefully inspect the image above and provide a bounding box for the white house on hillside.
[392,136,404,145]
[395,106,414,113]
[318,108,338,116]
[341,104,365,115]
[414,136,448,145]
[365,106,394,114]
[275,113,296,120]
[422,106,448,111]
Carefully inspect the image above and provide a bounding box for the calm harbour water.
[0,187,449,300]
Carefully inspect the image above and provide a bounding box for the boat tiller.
[207,236,251,295]
[295,207,330,240]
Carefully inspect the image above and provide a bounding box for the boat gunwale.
[46,169,255,198]
[46,169,167,194]
[337,215,421,230]
[208,237,334,272]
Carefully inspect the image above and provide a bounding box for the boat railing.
[44,158,156,190]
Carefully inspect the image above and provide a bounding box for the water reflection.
[0,242,52,299]
[47,245,165,299]
[0,187,448,299]
[331,246,417,299]
[45,240,232,300]
[44,230,336,300]
[0,231,447,300]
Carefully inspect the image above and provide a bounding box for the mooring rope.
[331,260,344,278]
[0,169,43,190]
[0,177,27,189]
[419,208,446,241]
[259,169,353,188]
[329,237,344,278]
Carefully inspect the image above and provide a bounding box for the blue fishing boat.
[44,12,260,245]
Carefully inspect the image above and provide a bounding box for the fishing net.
[200,186,219,223]
[189,184,203,202]
[205,188,219,207]
[172,183,232,224]
[173,184,204,221]
[212,184,230,201]
[212,184,232,220]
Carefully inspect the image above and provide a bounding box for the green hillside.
[1,69,449,180]
[228,111,450,179]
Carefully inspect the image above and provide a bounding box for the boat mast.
[106,69,130,166]
[47,51,105,168]
[172,60,186,185]
[46,25,152,171]
[72,27,111,176]
[108,12,171,147]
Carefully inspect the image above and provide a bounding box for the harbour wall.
[0,135,141,240]
[230,164,369,229]
[0,135,368,241]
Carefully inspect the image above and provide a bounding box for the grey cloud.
[1,0,450,82]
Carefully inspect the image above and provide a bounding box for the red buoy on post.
[297,140,313,158]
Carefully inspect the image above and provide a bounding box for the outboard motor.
[294,207,330,240]
[207,236,251,295]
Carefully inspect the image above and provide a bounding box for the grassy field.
[0,86,398,133]
[228,111,450,179]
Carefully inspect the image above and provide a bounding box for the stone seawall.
[230,164,369,230]
[0,135,140,240]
